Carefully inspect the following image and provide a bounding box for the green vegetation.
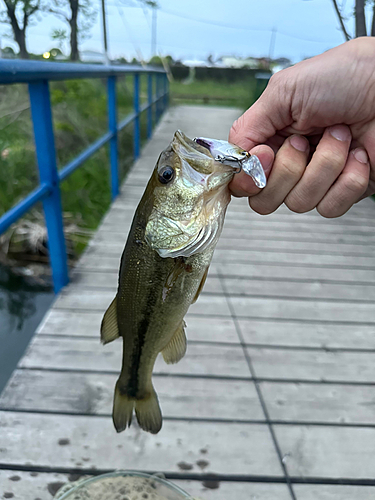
[0,75,149,257]
[170,78,257,109]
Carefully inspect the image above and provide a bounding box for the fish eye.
[158,165,175,184]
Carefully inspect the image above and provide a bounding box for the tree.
[51,27,68,52]
[1,0,42,58]
[48,0,96,61]
[331,0,375,38]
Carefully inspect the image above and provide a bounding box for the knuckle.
[268,72,280,88]
[277,157,304,181]
[317,149,344,172]
[229,118,241,143]
[317,204,343,219]
[249,196,277,215]
[342,172,368,194]
[284,192,312,213]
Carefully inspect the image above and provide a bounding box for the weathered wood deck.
[1,105,375,500]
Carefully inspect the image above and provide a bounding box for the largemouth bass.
[101,131,265,434]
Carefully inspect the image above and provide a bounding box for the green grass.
[0,76,145,256]
[170,78,257,109]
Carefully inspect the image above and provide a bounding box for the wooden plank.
[212,249,375,268]
[248,347,375,383]
[38,310,240,343]
[274,424,375,479]
[0,369,264,421]
[0,470,73,500]
[237,319,375,350]
[70,270,119,289]
[0,471,293,500]
[20,338,250,377]
[0,412,282,476]
[259,381,375,424]
[212,262,375,283]
[223,277,375,301]
[231,296,375,323]
[177,481,292,500]
[53,291,231,317]
[294,484,375,499]
[36,309,104,336]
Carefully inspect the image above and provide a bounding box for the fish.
[100,130,266,434]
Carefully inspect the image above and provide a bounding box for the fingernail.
[290,135,308,152]
[329,125,350,142]
[353,147,368,164]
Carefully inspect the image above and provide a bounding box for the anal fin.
[100,296,119,344]
[162,321,187,364]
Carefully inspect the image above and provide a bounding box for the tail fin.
[112,381,162,434]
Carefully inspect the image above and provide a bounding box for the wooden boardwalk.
[1,105,375,500]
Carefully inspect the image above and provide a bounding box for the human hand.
[229,37,375,217]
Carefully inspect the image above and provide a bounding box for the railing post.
[147,72,153,139]
[107,76,119,199]
[133,73,140,160]
[163,72,168,111]
[28,80,69,293]
[167,73,169,107]
[155,73,160,122]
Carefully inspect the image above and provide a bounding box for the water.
[0,263,54,394]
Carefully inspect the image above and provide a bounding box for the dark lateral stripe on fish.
[125,261,158,399]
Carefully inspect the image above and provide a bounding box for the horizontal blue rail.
[0,59,165,84]
[0,60,169,293]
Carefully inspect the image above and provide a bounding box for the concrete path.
[1,105,375,500]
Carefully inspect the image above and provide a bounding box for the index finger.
[229,74,293,151]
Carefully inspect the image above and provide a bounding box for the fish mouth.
[171,130,237,191]
[172,130,214,174]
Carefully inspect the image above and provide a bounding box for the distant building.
[181,59,209,68]
[217,56,259,69]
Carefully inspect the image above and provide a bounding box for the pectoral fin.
[162,320,187,364]
[100,296,119,344]
[192,266,209,304]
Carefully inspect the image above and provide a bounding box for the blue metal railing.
[0,60,169,293]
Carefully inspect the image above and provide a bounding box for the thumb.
[229,73,294,151]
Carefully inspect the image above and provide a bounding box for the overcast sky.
[2,0,372,63]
